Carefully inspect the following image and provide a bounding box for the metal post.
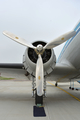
[69,79,71,89]
[70,80,71,88]
[71,79,74,90]
[73,80,74,88]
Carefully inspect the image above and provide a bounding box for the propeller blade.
[36,54,44,96]
[44,30,76,49]
[3,31,36,49]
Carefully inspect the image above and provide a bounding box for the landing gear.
[31,75,46,105]
[35,90,43,105]
[69,79,74,90]
[31,76,36,97]
[55,82,57,87]
[69,79,80,90]
[43,77,46,97]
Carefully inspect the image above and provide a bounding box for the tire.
[35,90,43,105]
[55,82,57,87]
[72,88,74,90]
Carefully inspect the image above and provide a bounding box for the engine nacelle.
[23,41,56,76]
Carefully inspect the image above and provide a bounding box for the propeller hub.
[35,44,44,55]
[37,44,43,52]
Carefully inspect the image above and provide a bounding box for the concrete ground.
[0,80,80,120]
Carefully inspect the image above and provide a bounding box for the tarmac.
[0,79,80,120]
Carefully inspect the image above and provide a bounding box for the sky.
[0,0,80,63]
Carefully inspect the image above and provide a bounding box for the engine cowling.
[23,41,56,76]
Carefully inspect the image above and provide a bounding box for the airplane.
[0,21,80,105]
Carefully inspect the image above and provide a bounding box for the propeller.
[44,30,76,49]
[3,30,76,96]
[3,30,76,51]
[3,31,36,49]
[36,54,44,96]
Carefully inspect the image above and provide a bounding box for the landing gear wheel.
[55,82,57,87]
[72,88,74,90]
[35,90,43,105]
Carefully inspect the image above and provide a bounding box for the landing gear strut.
[31,76,36,97]
[31,75,46,105]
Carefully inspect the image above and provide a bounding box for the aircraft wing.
[0,63,29,80]
[0,63,23,69]
[47,62,80,82]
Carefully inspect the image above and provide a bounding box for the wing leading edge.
[0,63,24,69]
